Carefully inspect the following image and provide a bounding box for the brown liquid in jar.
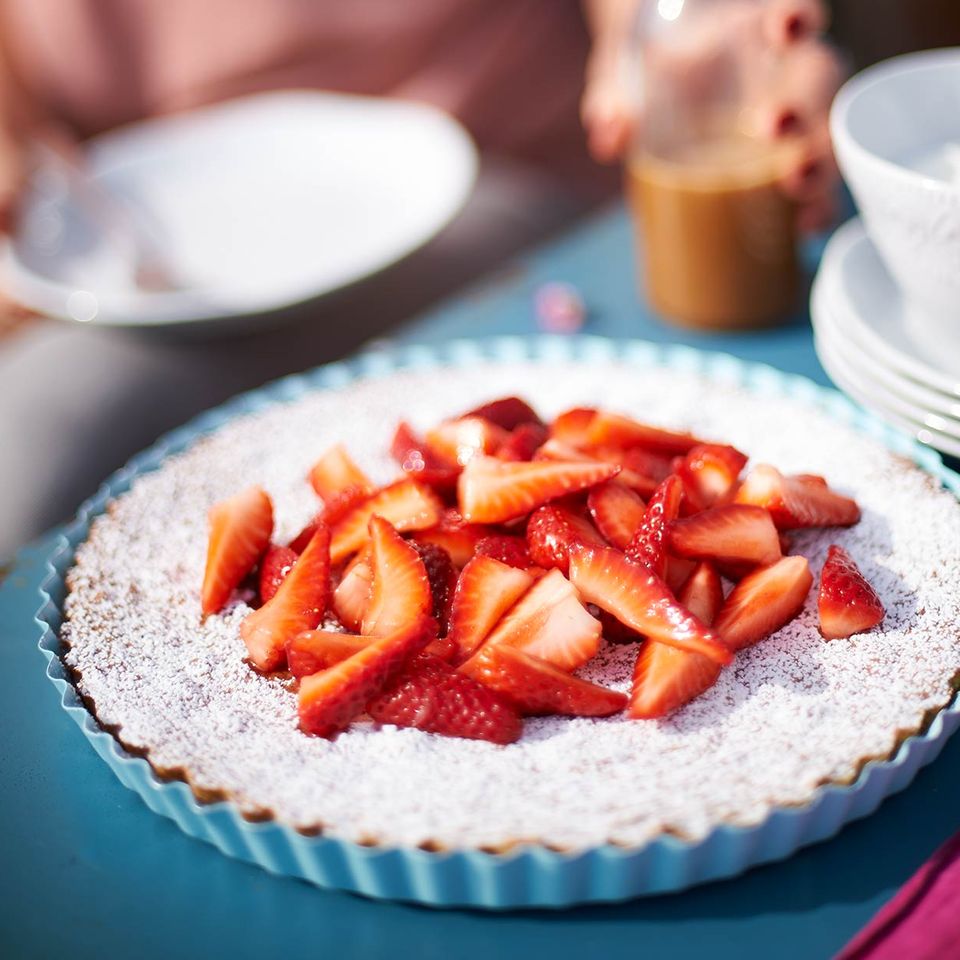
[627,134,800,330]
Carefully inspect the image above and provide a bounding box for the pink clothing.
[3,0,606,186]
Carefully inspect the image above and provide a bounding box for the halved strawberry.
[483,568,601,671]
[258,544,298,605]
[714,555,813,651]
[461,644,626,717]
[411,508,486,568]
[287,627,455,677]
[463,396,544,431]
[583,410,703,456]
[390,421,459,490]
[669,504,782,567]
[289,484,371,553]
[587,482,647,550]
[621,447,676,486]
[308,444,372,501]
[526,502,606,574]
[361,516,432,637]
[677,444,748,512]
[286,629,368,678]
[734,464,860,530]
[474,534,535,570]
[677,562,724,625]
[368,652,523,743]
[818,545,885,640]
[298,615,437,738]
[411,540,458,626]
[240,525,330,671]
[549,407,597,447]
[201,485,274,616]
[496,422,549,462]
[458,455,618,524]
[329,479,443,565]
[447,556,534,662]
[332,551,373,632]
[426,417,509,467]
[567,543,732,665]
[624,474,683,579]
[628,640,722,719]
[537,441,662,498]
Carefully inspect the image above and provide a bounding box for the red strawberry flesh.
[714,555,813,651]
[202,485,274,616]
[818,545,885,640]
[298,616,437,738]
[568,543,732,665]
[669,504,782,567]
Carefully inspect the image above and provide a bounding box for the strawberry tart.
[60,358,960,853]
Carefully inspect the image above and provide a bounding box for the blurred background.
[1,0,959,561]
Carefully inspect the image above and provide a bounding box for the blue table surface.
[3,206,958,959]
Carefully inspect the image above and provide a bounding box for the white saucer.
[2,91,477,332]
[813,218,960,398]
[813,280,960,423]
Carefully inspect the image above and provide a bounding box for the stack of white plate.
[812,218,960,459]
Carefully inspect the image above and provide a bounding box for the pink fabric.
[837,831,960,960]
[2,0,607,186]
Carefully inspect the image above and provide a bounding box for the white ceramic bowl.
[831,49,960,336]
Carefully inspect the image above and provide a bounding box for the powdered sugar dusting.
[62,361,960,850]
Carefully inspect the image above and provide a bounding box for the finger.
[580,72,638,163]
[779,126,838,202]
[764,0,830,48]
[754,41,846,141]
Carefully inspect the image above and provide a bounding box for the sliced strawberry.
[461,644,626,717]
[289,484,371,553]
[624,474,683,579]
[677,444,748,512]
[329,479,443,565]
[258,544,298,605]
[734,464,860,530]
[332,551,373,632]
[298,615,436,738]
[390,421,459,490]
[818,545,885,640]
[567,543,732,665]
[458,455,618,524]
[426,417,509,467]
[287,627,455,677]
[286,629,368,678]
[714,555,813,651]
[583,410,704,456]
[462,396,544,431]
[410,540,458,626]
[483,568,601,671]
[447,556,534,663]
[496,422,550,462]
[587,482,647,550]
[308,444,372,501]
[666,556,698,594]
[549,407,597,447]
[629,640,722,719]
[240,525,330,671]
[361,516,432,637]
[621,447,676,486]
[368,652,523,744]
[474,534,534,570]
[677,562,724,625]
[411,508,486,568]
[526,502,606,574]
[201,485,274,616]
[537,440,662,498]
[669,504,782,567]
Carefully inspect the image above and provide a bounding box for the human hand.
[581,0,845,233]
